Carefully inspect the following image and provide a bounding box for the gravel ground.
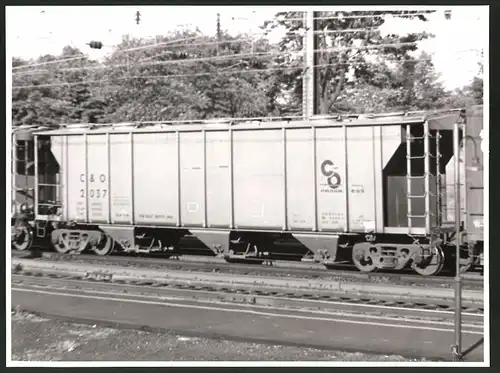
[11,311,429,362]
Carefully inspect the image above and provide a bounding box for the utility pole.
[216,13,222,56]
[452,118,463,362]
[303,11,315,119]
[303,10,321,118]
[442,7,464,362]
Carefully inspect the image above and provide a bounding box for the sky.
[6,5,488,90]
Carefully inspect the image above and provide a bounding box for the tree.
[444,77,483,109]
[467,76,483,104]
[13,11,465,126]
[12,46,107,127]
[100,30,279,121]
[12,55,69,128]
[403,51,446,110]
[261,10,436,114]
[100,31,213,122]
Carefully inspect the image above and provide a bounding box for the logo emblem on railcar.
[320,160,341,189]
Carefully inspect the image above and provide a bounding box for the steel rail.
[11,250,483,289]
[11,270,484,316]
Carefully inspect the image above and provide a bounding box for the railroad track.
[12,249,484,290]
[12,267,484,317]
[10,262,485,362]
[11,256,484,310]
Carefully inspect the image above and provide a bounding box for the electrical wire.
[13,40,424,77]
[140,37,258,61]
[10,11,438,71]
[10,36,206,71]
[116,35,206,54]
[11,29,369,73]
[12,65,301,89]
[12,55,89,70]
[276,10,437,23]
[12,55,465,90]
[12,50,479,90]
[139,27,393,62]
[12,50,298,76]
[10,27,380,71]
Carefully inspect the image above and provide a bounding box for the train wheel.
[352,243,377,273]
[92,234,115,256]
[411,246,445,276]
[53,240,71,254]
[51,230,71,254]
[12,222,33,251]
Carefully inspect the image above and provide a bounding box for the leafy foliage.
[12,46,106,127]
[98,30,280,121]
[11,11,483,128]
[261,10,437,114]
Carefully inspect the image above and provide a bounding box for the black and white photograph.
[6,4,488,367]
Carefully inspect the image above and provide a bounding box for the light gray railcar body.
[42,114,455,233]
[29,110,479,275]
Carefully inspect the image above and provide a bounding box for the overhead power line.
[10,26,380,73]
[10,11,437,71]
[12,27,384,73]
[12,47,479,87]
[13,50,298,76]
[12,41,424,77]
[11,35,208,72]
[116,35,205,54]
[11,54,465,90]
[12,55,88,70]
[139,27,396,62]
[141,37,258,61]
[278,11,436,23]
[10,10,441,73]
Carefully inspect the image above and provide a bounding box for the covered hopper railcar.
[10,107,485,275]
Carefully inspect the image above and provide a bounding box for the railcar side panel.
[315,127,347,231]
[233,129,285,229]
[109,134,133,224]
[40,119,428,237]
[206,131,231,228]
[66,135,87,222]
[133,133,178,226]
[285,129,314,230]
[345,126,377,232]
[86,135,109,223]
[179,132,205,226]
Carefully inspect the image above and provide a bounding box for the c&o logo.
[320,160,341,189]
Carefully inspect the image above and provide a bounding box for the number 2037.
[80,189,107,198]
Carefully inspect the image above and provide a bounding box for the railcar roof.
[27,108,468,136]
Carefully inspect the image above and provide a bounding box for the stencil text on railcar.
[79,173,108,219]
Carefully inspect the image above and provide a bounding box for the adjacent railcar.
[11,107,485,276]
[11,125,60,251]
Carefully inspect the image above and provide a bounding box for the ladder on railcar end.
[34,136,62,235]
[12,138,34,207]
[405,122,443,235]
